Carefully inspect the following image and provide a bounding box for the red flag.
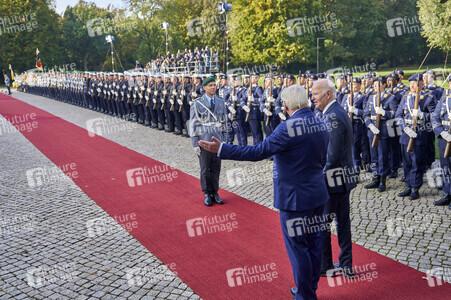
[36,48,43,70]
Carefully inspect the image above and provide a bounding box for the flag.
[8,64,14,81]
[36,48,43,70]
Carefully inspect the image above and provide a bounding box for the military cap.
[352,77,362,83]
[308,74,318,80]
[220,74,227,79]
[425,69,436,76]
[277,74,286,79]
[265,73,274,79]
[193,74,202,79]
[202,77,216,86]
[395,69,404,76]
[251,72,260,76]
[374,76,386,84]
[318,73,326,79]
[242,74,250,78]
[408,73,423,81]
[287,74,296,81]
[386,73,399,81]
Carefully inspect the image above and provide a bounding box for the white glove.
[278,112,286,121]
[181,90,186,96]
[248,95,254,103]
[403,127,417,138]
[192,92,197,97]
[268,97,275,103]
[232,95,238,102]
[177,99,183,105]
[194,146,201,156]
[348,106,356,114]
[440,131,451,142]
[228,106,236,114]
[153,99,156,103]
[154,91,158,96]
[169,99,174,104]
[243,105,250,113]
[163,90,167,95]
[145,96,149,100]
[412,109,424,119]
[263,108,272,116]
[368,123,380,135]
[172,90,177,96]
[375,106,386,116]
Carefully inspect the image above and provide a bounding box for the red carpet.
[1,93,449,299]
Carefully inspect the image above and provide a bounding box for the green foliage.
[418,0,451,51]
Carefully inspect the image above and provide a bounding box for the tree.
[418,0,451,51]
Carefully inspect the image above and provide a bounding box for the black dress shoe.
[389,170,398,178]
[364,176,380,189]
[320,268,339,277]
[397,187,411,197]
[290,287,297,297]
[204,194,212,206]
[377,176,387,192]
[182,133,189,137]
[151,124,157,129]
[434,195,451,206]
[157,126,164,131]
[174,131,182,135]
[409,188,420,200]
[211,193,224,204]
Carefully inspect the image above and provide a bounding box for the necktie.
[211,97,215,112]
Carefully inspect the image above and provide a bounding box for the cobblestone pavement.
[0,89,450,299]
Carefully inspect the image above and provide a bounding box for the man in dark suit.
[311,79,357,279]
[199,85,330,300]
[189,77,228,206]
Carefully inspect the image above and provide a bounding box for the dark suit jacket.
[220,107,330,212]
[322,101,357,194]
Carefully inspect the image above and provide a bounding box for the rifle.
[245,82,252,122]
[266,83,273,126]
[349,76,354,124]
[231,82,237,121]
[145,82,150,107]
[371,80,382,148]
[179,80,185,113]
[306,75,310,100]
[161,79,167,110]
[138,83,145,105]
[407,75,421,152]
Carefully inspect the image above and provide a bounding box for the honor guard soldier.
[387,73,406,178]
[423,69,443,169]
[342,77,368,171]
[228,75,247,146]
[155,74,166,130]
[431,75,451,209]
[241,72,263,145]
[172,74,184,135]
[163,74,175,132]
[180,74,192,137]
[118,73,126,119]
[143,74,154,126]
[394,70,409,92]
[336,74,348,104]
[306,73,318,109]
[261,73,280,137]
[364,76,398,192]
[275,74,296,122]
[395,73,436,200]
[219,75,234,144]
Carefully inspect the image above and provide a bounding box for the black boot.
[397,187,411,197]
[434,194,451,206]
[364,175,380,189]
[389,169,398,178]
[409,188,420,200]
[377,176,387,192]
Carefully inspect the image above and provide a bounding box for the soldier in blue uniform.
[164,74,175,132]
[386,73,406,178]
[341,77,368,172]
[423,69,443,168]
[363,76,398,192]
[261,73,280,137]
[240,72,263,145]
[336,74,350,105]
[219,75,234,144]
[431,75,451,209]
[395,73,436,200]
